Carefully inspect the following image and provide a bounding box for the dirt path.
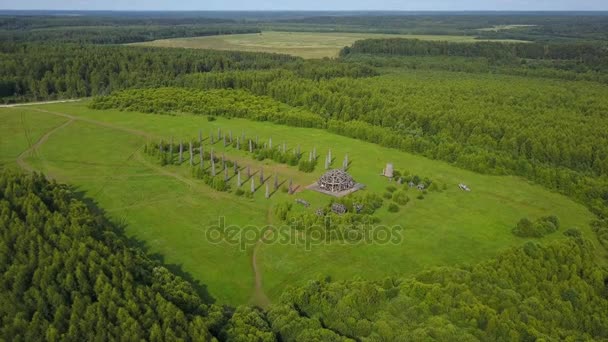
[16,119,74,174]
[33,108,153,138]
[0,99,82,108]
[250,206,276,308]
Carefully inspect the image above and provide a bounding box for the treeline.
[0,42,377,103]
[345,54,608,85]
[90,87,325,128]
[0,171,276,341]
[0,43,296,103]
[181,69,608,217]
[268,237,608,340]
[343,39,608,66]
[0,25,260,44]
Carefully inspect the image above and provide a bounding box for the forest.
[2,171,607,341]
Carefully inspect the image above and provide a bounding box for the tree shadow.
[68,185,216,305]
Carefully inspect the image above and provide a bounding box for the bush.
[416,194,424,200]
[383,192,393,199]
[235,189,245,196]
[386,186,397,193]
[512,216,560,238]
[207,116,216,121]
[298,159,316,173]
[563,228,582,238]
[388,203,399,212]
[392,191,409,206]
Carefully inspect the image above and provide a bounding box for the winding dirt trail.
[16,119,74,174]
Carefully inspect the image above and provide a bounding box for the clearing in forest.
[129,31,526,59]
[0,100,598,306]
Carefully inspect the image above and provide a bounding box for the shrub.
[298,159,316,173]
[416,194,424,200]
[563,228,582,238]
[386,186,397,193]
[388,203,399,212]
[235,189,245,196]
[383,192,393,199]
[207,116,216,121]
[392,191,409,205]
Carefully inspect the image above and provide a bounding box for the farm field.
[130,31,527,58]
[0,101,599,306]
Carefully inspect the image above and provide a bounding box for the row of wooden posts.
[159,128,350,171]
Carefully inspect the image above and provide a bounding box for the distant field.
[478,24,537,32]
[130,31,526,59]
[1,100,598,305]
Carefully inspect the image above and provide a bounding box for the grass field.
[0,101,600,306]
[130,31,527,59]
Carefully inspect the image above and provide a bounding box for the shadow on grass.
[70,186,216,305]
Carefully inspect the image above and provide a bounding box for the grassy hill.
[0,101,599,305]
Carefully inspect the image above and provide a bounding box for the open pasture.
[0,101,598,305]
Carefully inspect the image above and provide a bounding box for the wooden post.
[222,153,225,169]
[218,128,221,140]
[249,139,253,153]
[269,137,272,149]
[169,137,174,163]
[288,178,293,194]
[189,142,193,166]
[237,170,241,187]
[210,132,214,144]
[309,151,312,162]
[236,137,240,150]
[200,143,204,169]
[325,155,329,170]
[296,145,300,157]
[313,146,316,160]
[265,183,270,199]
[224,166,228,182]
[251,178,255,193]
[260,168,264,183]
[179,141,183,164]
[223,135,227,147]
[159,140,164,154]
[234,160,238,173]
[274,174,279,191]
[282,142,286,153]
[229,130,233,143]
[343,154,348,170]
[198,130,202,146]
[328,149,332,164]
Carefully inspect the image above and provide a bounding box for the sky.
[0,0,606,11]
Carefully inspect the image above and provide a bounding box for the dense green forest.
[0,42,376,103]
[0,43,296,103]
[2,171,607,341]
[0,171,275,341]
[0,14,260,43]
[269,237,608,341]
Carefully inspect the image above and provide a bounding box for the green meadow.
[0,101,599,305]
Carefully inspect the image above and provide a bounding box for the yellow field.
[130,31,525,59]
